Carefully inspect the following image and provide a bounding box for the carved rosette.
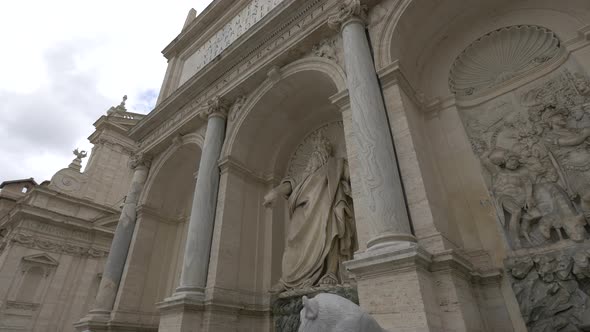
[327,0,367,30]
[200,96,229,120]
[129,153,152,170]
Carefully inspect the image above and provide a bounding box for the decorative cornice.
[345,243,433,279]
[377,61,446,113]
[345,244,502,285]
[131,0,331,149]
[6,301,40,311]
[136,205,186,225]
[11,232,109,258]
[218,156,274,184]
[329,90,350,112]
[267,66,282,84]
[327,0,367,30]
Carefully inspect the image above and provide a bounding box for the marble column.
[329,0,414,250]
[90,154,151,315]
[174,97,228,298]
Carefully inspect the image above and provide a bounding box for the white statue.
[298,294,388,332]
[264,133,356,291]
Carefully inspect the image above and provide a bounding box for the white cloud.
[0,0,213,183]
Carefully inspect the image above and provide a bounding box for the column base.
[74,312,110,332]
[345,242,442,331]
[366,232,417,251]
[157,292,205,332]
[345,243,505,332]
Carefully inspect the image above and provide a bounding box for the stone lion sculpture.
[298,293,389,332]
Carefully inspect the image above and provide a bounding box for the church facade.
[2,0,590,331]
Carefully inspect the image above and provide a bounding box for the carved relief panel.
[461,68,590,250]
[451,25,590,331]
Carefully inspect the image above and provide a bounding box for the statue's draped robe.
[280,157,356,289]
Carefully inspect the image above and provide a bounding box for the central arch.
[204,57,350,329]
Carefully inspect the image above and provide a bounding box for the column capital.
[201,96,229,120]
[130,152,152,170]
[327,0,367,31]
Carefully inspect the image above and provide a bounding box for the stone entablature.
[131,0,342,154]
[179,0,288,85]
[0,187,117,251]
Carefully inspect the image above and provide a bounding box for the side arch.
[139,132,204,206]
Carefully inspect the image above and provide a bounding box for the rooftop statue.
[107,95,128,115]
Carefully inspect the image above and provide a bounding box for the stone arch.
[224,56,346,165]
[204,56,350,327]
[139,132,204,206]
[376,0,590,99]
[112,133,203,327]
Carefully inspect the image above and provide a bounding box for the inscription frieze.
[180,0,288,85]
[21,220,92,242]
[139,0,330,152]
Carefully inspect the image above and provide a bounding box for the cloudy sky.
[0,0,213,183]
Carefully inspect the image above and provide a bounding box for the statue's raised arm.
[263,182,293,208]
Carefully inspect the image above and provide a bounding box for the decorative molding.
[135,0,332,152]
[11,233,109,258]
[22,253,59,266]
[218,156,274,184]
[449,25,565,99]
[329,90,350,111]
[5,301,40,311]
[267,66,282,84]
[136,205,187,225]
[139,99,202,149]
[377,61,447,114]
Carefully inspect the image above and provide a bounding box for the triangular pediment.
[22,253,59,266]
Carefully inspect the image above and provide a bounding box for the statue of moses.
[264,133,357,291]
